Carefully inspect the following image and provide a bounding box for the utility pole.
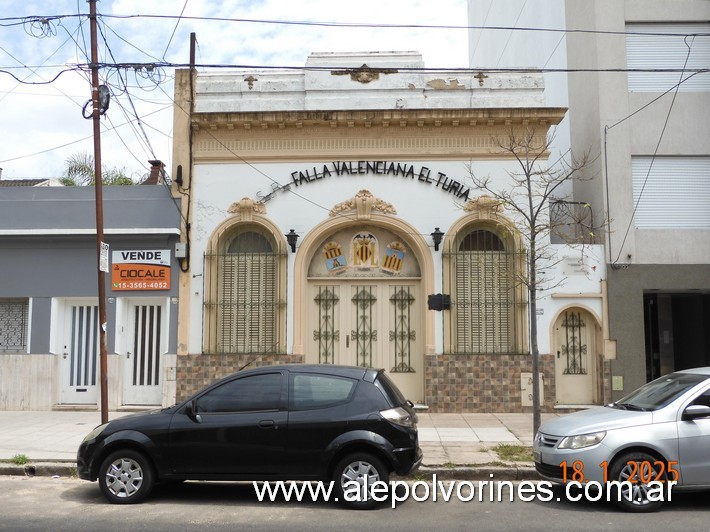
[88,0,109,424]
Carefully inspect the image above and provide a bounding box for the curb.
[0,462,541,481]
[0,462,77,478]
[411,465,540,481]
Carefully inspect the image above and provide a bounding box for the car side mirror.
[184,400,202,423]
[683,404,710,420]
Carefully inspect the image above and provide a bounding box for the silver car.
[534,367,710,512]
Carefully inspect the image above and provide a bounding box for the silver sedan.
[534,367,710,512]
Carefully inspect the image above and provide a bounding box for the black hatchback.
[77,364,422,508]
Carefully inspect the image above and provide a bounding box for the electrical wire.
[162,0,189,60]
[91,13,710,38]
[468,0,493,62]
[0,105,169,165]
[96,20,160,166]
[3,12,709,37]
[495,0,527,68]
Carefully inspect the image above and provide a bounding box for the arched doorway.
[293,191,434,403]
[553,306,601,405]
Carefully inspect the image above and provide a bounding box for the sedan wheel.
[333,453,389,509]
[609,451,668,512]
[98,450,154,504]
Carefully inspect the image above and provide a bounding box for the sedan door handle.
[259,420,276,429]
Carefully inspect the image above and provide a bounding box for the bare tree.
[60,152,134,186]
[467,126,598,436]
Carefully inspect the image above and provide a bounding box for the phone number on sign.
[113,281,169,290]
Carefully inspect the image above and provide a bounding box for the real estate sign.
[111,249,171,291]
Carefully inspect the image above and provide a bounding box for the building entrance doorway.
[644,292,710,381]
[304,226,424,402]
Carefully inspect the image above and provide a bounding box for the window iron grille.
[203,250,285,354]
[313,287,339,364]
[561,310,587,375]
[390,287,416,373]
[0,298,29,353]
[351,286,377,368]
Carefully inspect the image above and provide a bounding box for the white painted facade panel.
[187,158,604,358]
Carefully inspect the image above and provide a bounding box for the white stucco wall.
[187,158,604,355]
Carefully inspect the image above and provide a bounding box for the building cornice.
[191,107,566,131]
[190,107,566,162]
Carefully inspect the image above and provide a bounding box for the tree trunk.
[529,240,541,437]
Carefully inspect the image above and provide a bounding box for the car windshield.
[612,372,708,411]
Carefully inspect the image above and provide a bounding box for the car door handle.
[259,420,276,429]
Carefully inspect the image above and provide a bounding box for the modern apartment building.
[468,0,710,398]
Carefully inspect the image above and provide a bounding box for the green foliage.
[10,453,29,465]
[493,444,533,462]
[62,151,134,185]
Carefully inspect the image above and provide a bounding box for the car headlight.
[557,431,606,449]
[81,423,109,443]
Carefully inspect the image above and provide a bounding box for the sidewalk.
[0,410,558,479]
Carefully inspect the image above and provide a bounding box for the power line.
[97,21,158,161]
[0,105,169,166]
[161,0,189,60]
[2,12,708,37]
[495,0,528,69]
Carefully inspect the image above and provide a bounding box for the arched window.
[204,224,286,354]
[447,224,524,354]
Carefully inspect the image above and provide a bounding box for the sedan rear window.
[290,374,357,410]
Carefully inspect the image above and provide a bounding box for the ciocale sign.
[111,249,171,291]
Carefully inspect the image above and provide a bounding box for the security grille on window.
[203,227,285,354]
[0,298,29,353]
[450,229,522,353]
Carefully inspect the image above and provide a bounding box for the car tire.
[98,449,154,504]
[332,452,389,510]
[608,451,668,513]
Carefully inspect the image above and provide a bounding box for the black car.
[77,364,422,508]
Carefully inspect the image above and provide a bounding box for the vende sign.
[111,249,171,291]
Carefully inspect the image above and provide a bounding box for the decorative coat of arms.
[323,241,347,274]
[352,232,378,269]
[381,241,406,275]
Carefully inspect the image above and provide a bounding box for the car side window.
[290,374,356,410]
[690,389,710,408]
[195,373,283,413]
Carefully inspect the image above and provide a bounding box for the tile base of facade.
[176,352,599,413]
[424,353,557,413]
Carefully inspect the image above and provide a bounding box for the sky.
[0,0,469,181]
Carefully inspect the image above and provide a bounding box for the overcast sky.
[0,0,469,181]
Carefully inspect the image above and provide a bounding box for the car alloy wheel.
[98,450,154,504]
[333,452,389,510]
[609,451,667,513]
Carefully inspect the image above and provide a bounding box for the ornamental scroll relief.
[329,189,397,220]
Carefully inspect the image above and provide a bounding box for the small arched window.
[458,229,506,252]
[204,225,285,354]
[450,226,521,353]
[227,231,273,254]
